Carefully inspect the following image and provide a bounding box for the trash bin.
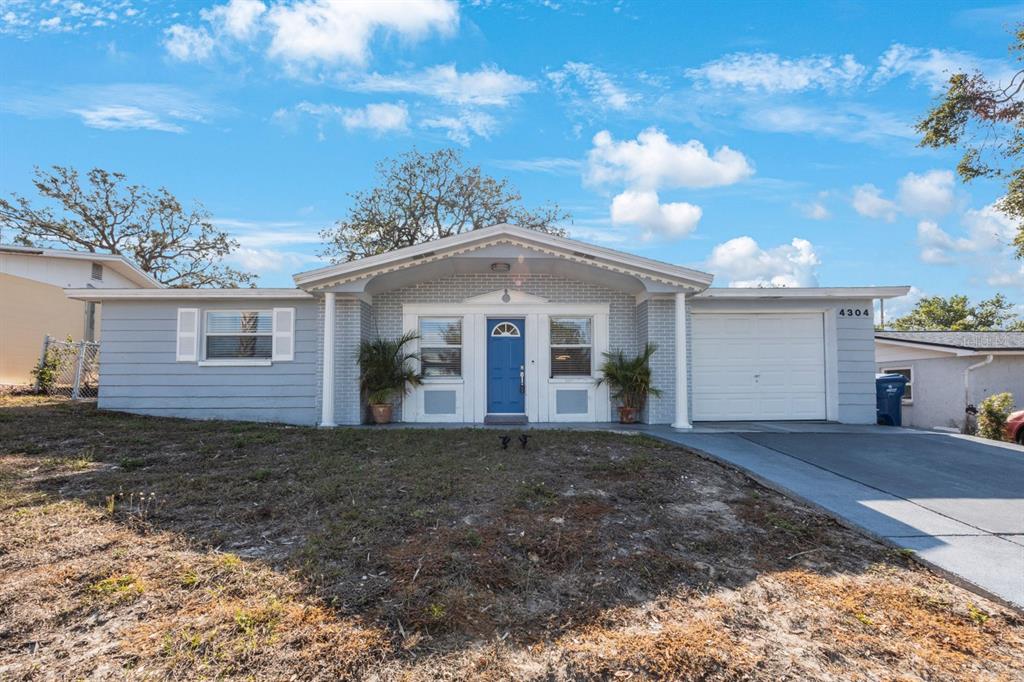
[876,373,908,426]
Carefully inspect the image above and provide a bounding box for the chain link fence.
[35,336,100,399]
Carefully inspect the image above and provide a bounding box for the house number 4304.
[838,308,870,317]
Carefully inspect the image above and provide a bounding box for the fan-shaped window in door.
[491,322,521,337]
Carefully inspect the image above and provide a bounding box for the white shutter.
[176,308,199,362]
[272,307,295,361]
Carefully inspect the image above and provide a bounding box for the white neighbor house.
[64,224,908,426]
[875,330,1024,431]
[0,244,162,386]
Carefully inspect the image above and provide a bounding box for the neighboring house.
[65,224,908,426]
[0,244,162,386]
[875,331,1024,431]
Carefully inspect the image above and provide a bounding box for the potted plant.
[358,332,423,424]
[596,343,661,424]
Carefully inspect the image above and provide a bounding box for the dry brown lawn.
[1,395,1022,680]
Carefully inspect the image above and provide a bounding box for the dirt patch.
[1,396,1022,680]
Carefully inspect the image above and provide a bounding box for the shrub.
[977,392,1014,441]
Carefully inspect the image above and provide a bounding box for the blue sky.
[1,0,1021,316]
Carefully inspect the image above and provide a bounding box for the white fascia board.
[64,288,313,302]
[292,223,714,290]
[875,337,1024,356]
[0,245,164,288]
[694,286,911,300]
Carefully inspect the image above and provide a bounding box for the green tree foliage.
[889,293,1023,331]
[977,392,1014,441]
[320,148,570,262]
[916,25,1024,255]
[0,166,256,288]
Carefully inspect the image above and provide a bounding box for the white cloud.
[39,16,65,31]
[743,104,913,142]
[706,236,821,287]
[265,0,458,66]
[72,105,186,133]
[352,64,534,106]
[878,286,924,325]
[898,169,955,216]
[872,43,1019,93]
[586,128,754,190]
[493,157,582,175]
[797,200,830,220]
[202,0,266,40]
[163,24,215,62]
[274,101,409,138]
[161,0,458,68]
[2,83,217,134]
[422,110,498,145]
[916,220,973,264]
[610,190,702,239]
[851,184,898,221]
[229,246,323,272]
[547,61,638,111]
[687,52,866,92]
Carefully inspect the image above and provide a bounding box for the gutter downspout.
[964,354,994,426]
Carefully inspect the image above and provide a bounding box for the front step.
[484,414,528,425]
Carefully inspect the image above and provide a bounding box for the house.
[0,244,162,386]
[875,330,1024,431]
[64,224,908,426]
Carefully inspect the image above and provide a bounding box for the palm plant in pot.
[596,343,661,424]
[358,331,423,424]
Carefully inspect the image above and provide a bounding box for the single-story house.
[0,244,162,386]
[875,330,1024,431]
[65,224,908,427]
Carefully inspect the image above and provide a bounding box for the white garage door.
[692,313,826,421]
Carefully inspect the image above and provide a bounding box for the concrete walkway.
[646,424,1024,611]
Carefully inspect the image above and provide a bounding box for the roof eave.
[694,286,911,300]
[64,288,313,302]
[292,224,714,291]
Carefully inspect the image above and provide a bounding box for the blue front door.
[487,318,526,414]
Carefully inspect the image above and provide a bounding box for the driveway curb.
[645,432,1024,615]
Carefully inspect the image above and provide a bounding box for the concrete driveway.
[653,424,1024,610]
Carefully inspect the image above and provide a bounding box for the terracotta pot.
[618,406,638,424]
[370,403,393,425]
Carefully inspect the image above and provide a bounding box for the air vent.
[571,251,596,260]
[411,251,436,260]
[90,262,103,281]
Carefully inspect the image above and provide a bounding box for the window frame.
[882,366,913,404]
[418,316,464,380]
[202,309,274,363]
[549,316,594,379]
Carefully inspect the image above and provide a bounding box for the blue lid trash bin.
[876,373,908,426]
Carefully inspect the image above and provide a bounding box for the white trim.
[292,223,714,291]
[321,293,336,427]
[672,292,691,429]
[401,301,610,423]
[198,359,272,367]
[464,289,549,305]
[2,243,163,288]
[65,288,313,301]
[873,337,1024,357]
[694,286,910,300]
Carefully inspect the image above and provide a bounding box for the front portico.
[294,224,710,427]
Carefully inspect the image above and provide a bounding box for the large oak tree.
[916,25,1024,255]
[320,147,570,262]
[888,293,1024,331]
[0,166,256,288]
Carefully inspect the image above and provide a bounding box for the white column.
[320,292,336,427]
[672,291,692,430]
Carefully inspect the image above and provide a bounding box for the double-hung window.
[419,317,462,377]
[205,310,273,360]
[550,317,592,377]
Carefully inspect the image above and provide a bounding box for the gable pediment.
[462,288,549,305]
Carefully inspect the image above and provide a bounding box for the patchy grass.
[1,396,1022,680]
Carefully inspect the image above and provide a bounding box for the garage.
[691,313,827,421]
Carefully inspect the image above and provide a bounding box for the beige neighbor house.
[0,244,161,387]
